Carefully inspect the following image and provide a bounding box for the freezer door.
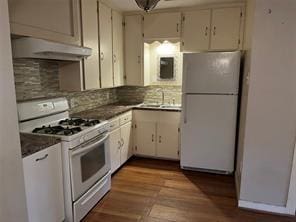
[181,94,238,172]
[183,51,240,94]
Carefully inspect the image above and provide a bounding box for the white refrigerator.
[181,51,241,174]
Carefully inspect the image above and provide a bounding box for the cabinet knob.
[205,26,208,36]
[176,23,179,33]
[152,134,154,142]
[213,26,216,36]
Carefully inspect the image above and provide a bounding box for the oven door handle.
[72,134,109,156]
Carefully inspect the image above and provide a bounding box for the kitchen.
[1,0,296,222]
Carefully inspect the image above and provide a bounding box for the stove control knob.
[80,137,84,143]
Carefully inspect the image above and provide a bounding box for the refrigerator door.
[183,51,241,94]
[181,94,238,172]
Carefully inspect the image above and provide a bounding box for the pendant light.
[135,0,160,12]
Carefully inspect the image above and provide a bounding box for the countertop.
[71,103,181,120]
[20,133,61,158]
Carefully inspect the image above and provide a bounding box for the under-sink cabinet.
[133,110,181,160]
[22,144,65,222]
[109,111,133,173]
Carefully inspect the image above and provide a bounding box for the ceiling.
[102,0,245,12]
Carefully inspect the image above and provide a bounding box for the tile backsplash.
[13,59,182,114]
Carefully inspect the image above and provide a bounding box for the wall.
[144,41,182,86]
[13,59,118,114]
[235,0,255,197]
[13,59,182,113]
[238,0,296,207]
[0,1,28,221]
[117,85,182,105]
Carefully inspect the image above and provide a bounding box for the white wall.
[0,0,28,221]
[144,41,182,86]
[238,0,296,207]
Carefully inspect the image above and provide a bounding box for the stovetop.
[32,118,103,136]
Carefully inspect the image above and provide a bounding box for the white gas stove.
[18,98,111,222]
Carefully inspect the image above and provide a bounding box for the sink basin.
[161,105,182,109]
[139,104,161,108]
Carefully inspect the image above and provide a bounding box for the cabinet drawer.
[119,111,132,125]
[109,118,120,131]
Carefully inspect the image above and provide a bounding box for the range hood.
[12,37,92,61]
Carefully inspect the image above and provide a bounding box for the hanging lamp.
[135,0,160,12]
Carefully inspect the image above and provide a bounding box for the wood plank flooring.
[83,157,296,222]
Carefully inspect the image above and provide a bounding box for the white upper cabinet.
[182,10,211,52]
[210,7,242,50]
[112,10,124,87]
[181,7,243,52]
[81,0,100,90]
[8,0,80,45]
[99,2,113,88]
[125,15,143,86]
[144,12,181,40]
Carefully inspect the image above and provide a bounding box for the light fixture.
[156,41,175,55]
[135,0,160,12]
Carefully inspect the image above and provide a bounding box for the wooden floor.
[83,157,296,222]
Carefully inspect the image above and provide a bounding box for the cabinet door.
[109,128,121,174]
[112,10,124,87]
[134,121,156,156]
[99,2,113,88]
[8,0,80,45]
[144,12,181,40]
[210,7,242,50]
[157,123,180,160]
[81,0,100,90]
[125,15,143,86]
[182,10,211,52]
[120,121,132,164]
[23,145,64,222]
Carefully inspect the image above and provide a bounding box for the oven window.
[81,144,105,182]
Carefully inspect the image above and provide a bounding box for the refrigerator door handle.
[183,95,187,124]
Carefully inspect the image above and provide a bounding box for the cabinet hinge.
[178,151,180,156]
[124,75,127,80]
[142,33,144,38]
[122,22,126,27]
[178,127,180,132]
[142,16,144,21]
[135,146,138,151]
[182,16,185,22]
[135,124,137,129]
[240,12,243,17]
[238,39,241,45]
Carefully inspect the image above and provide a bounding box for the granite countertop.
[71,103,181,120]
[20,133,61,158]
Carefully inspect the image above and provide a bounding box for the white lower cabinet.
[109,127,121,173]
[134,121,156,157]
[157,122,180,159]
[134,110,180,160]
[22,144,65,222]
[109,111,133,173]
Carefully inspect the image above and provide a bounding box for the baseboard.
[234,172,240,199]
[238,200,295,216]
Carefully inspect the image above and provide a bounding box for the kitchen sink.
[138,104,161,108]
[160,105,182,109]
[138,104,181,109]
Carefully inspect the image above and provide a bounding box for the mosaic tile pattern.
[13,59,182,114]
[117,85,182,105]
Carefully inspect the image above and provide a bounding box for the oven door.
[70,133,110,201]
